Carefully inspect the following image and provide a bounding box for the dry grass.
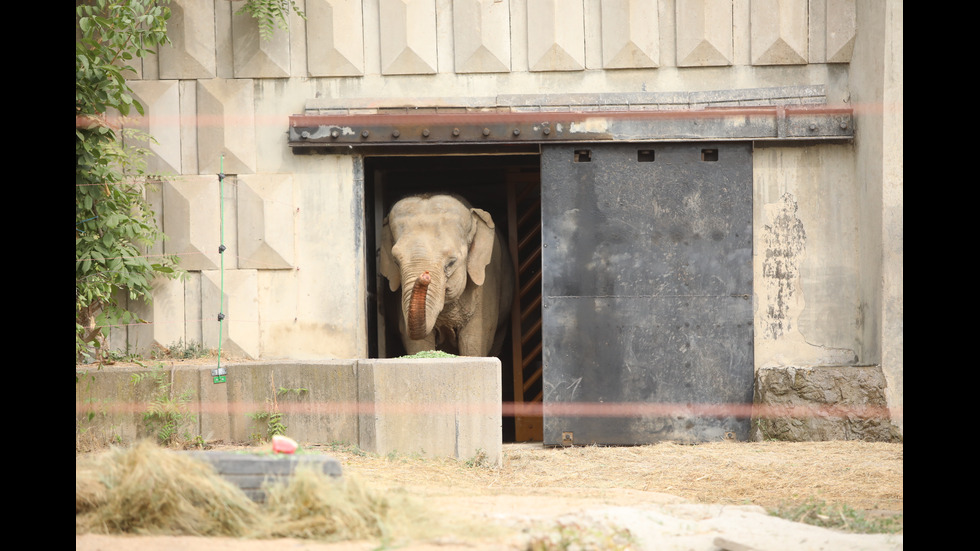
[264,468,402,541]
[311,440,903,513]
[76,441,409,542]
[76,441,262,537]
[76,439,903,546]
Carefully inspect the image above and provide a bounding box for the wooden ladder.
[506,169,543,442]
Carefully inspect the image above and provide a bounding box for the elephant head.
[379,194,510,356]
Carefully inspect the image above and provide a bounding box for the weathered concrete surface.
[216,360,360,444]
[850,0,904,437]
[357,358,503,466]
[752,365,901,442]
[75,358,502,464]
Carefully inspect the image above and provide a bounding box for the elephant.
[379,194,514,357]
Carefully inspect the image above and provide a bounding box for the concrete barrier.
[357,358,502,465]
[75,358,502,465]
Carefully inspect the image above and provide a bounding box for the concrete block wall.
[115,0,860,356]
[76,358,503,464]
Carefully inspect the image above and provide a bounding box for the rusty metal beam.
[288,106,853,150]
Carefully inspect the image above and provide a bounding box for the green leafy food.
[399,351,458,359]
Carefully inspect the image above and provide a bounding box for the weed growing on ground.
[248,410,288,440]
[525,521,635,551]
[149,339,214,360]
[100,348,148,366]
[131,365,198,447]
[325,441,368,456]
[464,448,494,469]
[82,340,216,367]
[247,374,311,442]
[768,497,903,534]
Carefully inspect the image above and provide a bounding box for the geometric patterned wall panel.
[163,176,225,271]
[750,0,807,65]
[675,0,733,67]
[125,80,182,176]
[526,0,585,71]
[201,269,260,359]
[824,0,856,63]
[453,0,511,73]
[128,276,186,354]
[159,0,217,79]
[196,79,256,175]
[600,0,660,69]
[231,1,291,78]
[379,0,438,75]
[237,175,296,269]
[307,0,365,76]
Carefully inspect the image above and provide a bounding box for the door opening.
[365,154,543,442]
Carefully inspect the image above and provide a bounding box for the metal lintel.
[288,106,853,150]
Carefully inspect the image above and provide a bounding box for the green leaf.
[76,0,182,362]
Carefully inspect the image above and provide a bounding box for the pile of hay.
[263,466,393,541]
[76,440,400,543]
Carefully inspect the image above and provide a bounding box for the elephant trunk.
[407,271,431,340]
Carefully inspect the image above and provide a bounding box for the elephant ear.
[467,208,496,286]
[379,216,401,292]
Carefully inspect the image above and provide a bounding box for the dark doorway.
[364,154,542,442]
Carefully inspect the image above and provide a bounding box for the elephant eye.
[445,257,458,273]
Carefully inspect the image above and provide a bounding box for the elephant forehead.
[391,195,470,217]
[391,230,466,259]
[390,212,470,237]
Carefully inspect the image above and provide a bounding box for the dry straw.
[75,440,406,542]
[76,440,261,536]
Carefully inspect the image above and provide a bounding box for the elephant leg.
[488,322,508,358]
[457,309,496,357]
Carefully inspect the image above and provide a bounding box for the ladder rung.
[522,343,542,371]
[521,318,542,347]
[522,364,542,392]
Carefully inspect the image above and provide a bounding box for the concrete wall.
[102,0,902,436]
[850,0,903,433]
[75,358,503,464]
[753,143,864,367]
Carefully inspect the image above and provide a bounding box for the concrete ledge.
[76,358,502,465]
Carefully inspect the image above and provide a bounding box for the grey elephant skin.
[380,194,515,357]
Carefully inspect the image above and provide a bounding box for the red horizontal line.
[75,400,898,420]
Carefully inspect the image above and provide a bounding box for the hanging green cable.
[214,155,227,383]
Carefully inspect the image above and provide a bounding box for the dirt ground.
[75,439,903,551]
